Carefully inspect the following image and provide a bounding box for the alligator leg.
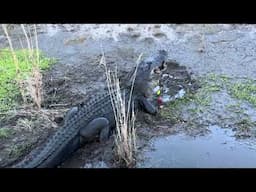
[139,97,158,115]
[80,117,110,143]
[64,106,78,124]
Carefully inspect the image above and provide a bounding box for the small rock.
[127,27,134,32]
[141,37,155,44]
[152,29,167,38]
[154,25,161,28]
[130,31,141,38]
[198,48,205,53]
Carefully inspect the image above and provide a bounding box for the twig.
[1,24,19,73]
[48,103,70,108]
[100,45,138,167]
[20,24,32,59]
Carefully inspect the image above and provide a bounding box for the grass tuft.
[100,49,140,167]
[0,24,55,112]
[230,80,256,107]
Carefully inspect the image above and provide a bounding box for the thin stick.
[49,103,70,107]
[127,53,143,122]
[20,24,32,59]
[2,24,19,73]
[34,24,40,67]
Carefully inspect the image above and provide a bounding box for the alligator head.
[131,50,168,97]
[140,49,168,75]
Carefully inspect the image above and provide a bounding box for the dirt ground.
[0,24,256,168]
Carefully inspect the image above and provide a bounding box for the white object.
[174,89,186,99]
[153,86,161,93]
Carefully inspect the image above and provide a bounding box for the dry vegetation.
[1,24,47,110]
[100,49,142,167]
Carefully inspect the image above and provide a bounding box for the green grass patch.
[160,92,195,122]
[235,118,256,132]
[230,80,256,107]
[8,143,33,159]
[0,128,12,139]
[160,73,231,121]
[0,49,55,111]
[199,73,231,93]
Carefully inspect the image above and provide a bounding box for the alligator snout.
[151,50,168,74]
[153,61,167,74]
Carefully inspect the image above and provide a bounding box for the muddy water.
[139,125,256,168]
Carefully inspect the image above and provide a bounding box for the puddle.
[138,125,256,168]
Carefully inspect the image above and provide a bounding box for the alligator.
[12,50,168,168]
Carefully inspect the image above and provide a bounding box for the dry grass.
[100,48,142,167]
[1,24,43,109]
[2,106,64,132]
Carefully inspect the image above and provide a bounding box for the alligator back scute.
[13,91,115,168]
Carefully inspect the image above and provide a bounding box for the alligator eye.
[153,61,167,74]
[159,61,167,71]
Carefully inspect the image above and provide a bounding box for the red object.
[157,96,163,105]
